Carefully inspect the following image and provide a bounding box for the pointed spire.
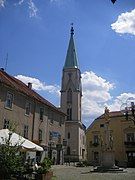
[64,24,79,69]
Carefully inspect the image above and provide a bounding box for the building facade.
[86,110,135,167]
[60,26,86,162]
[0,68,66,164]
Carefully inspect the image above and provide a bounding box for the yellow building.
[86,110,135,167]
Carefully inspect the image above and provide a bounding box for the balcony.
[124,141,135,148]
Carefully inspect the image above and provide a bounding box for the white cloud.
[108,93,135,112]
[0,0,5,7]
[15,72,135,127]
[15,75,60,96]
[28,0,38,18]
[0,0,38,18]
[17,0,38,18]
[18,0,25,5]
[111,9,135,36]
[81,71,114,124]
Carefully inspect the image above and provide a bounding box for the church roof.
[64,26,79,69]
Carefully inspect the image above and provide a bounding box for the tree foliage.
[0,132,24,179]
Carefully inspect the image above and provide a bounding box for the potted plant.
[36,157,53,180]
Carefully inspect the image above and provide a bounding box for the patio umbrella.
[0,129,43,152]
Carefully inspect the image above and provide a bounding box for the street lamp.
[120,97,135,125]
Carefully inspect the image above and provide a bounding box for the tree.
[0,131,24,179]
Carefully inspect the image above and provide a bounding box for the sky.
[0,0,135,128]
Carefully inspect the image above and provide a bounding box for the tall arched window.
[67,108,72,120]
[67,146,70,155]
[68,132,70,139]
[67,88,72,103]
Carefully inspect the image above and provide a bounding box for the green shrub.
[36,157,52,174]
[0,143,24,178]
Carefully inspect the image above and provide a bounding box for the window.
[39,129,42,141]
[58,134,61,143]
[59,117,62,126]
[40,107,44,120]
[5,92,13,109]
[126,133,134,142]
[25,102,31,115]
[67,89,72,103]
[49,110,54,124]
[93,152,99,161]
[67,108,72,120]
[67,146,70,155]
[44,107,48,116]
[49,131,52,140]
[68,132,70,139]
[93,135,99,144]
[3,118,9,129]
[100,124,104,128]
[24,125,28,139]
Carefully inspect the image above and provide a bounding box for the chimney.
[28,82,32,89]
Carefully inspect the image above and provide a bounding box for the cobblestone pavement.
[51,165,135,180]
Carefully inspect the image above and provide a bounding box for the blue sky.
[0,0,135,127]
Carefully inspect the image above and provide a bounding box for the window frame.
[67,88,72,103]
[59,117,62,126]
[25,101,31,116]
[93,135,99,144]
[126,133,135,142]
[39,129,42,142]
[39,107,44,121]
[24,125,29,139]
[67,108,72,120]
[68,132,70,139]
[5,91,13,109]
[67,146,70,155]
[3,118,10,129]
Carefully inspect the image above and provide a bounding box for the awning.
[0,129,43,152]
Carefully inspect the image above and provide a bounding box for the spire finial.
[70,23,74,35]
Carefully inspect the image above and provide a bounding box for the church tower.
[61,26,86,162]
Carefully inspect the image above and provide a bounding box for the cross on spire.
[70,23,74,35]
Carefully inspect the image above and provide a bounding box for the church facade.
[0,26,86,163]
[60,26,86,162]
